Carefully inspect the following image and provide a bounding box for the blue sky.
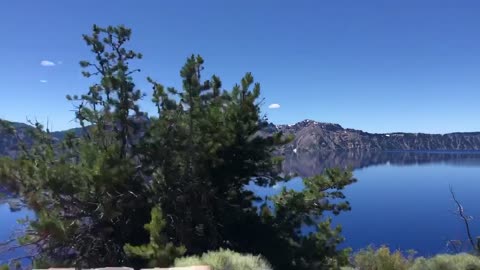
[1,1,480,133]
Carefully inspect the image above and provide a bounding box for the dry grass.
[174,249,272,270]
[342,246,480,270]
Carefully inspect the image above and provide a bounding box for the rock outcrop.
[275,119,480,155]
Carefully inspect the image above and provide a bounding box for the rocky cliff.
[274,119,480,155]
[2,118,480,159]
[0,120,81,157]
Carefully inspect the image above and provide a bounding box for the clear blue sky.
[1,1,480,133]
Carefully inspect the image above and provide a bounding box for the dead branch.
[450,185,477,250]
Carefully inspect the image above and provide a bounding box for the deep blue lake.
[336,163,480,255]
[0,199,32,264]
[252,151,480,256]
[1,151,480,262]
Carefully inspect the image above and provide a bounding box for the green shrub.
[174,249,272,270]
[347,246,480,270]
[410,253,480,270]
[351,246,414,270]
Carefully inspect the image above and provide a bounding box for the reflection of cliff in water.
[283,150,480,177]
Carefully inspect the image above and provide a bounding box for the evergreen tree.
[0,25,356,270]
[135,53,356,269]
[0,25,157,268]
[124,206,186,267]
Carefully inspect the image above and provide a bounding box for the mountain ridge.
[271,119,480,155]
[2,118,480,158]
[0,119,83,157]
[275,119,480,136]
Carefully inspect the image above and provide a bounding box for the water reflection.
[0,190,32,265]
[283,150,480,177]
[281,150,480,254]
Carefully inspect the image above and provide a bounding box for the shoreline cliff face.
[0,120,82,158]
[2,118,480,158]
[274,119,480,155]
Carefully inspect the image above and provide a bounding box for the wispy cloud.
[57,61,63,65]
[268,103,281,109]
[40,80,48,83]
[40,60,56,67]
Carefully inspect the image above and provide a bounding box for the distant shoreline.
[383,149,480,154]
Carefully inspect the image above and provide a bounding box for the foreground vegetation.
[0,25,356,270]
[174,248,480,270]
[342,246,480,270]
[174,249,272,270]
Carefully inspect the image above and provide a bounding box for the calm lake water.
[254,151,480,256]
[0,198,32,264]
[1,151,480,261]
[336,163,480,255]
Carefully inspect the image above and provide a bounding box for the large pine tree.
[0,25,355,270]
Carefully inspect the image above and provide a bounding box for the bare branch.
[3,253,37,267]
[0,238,16,247]
[447,239,460,253]
[450,185,476,250]
[126,68,141,76]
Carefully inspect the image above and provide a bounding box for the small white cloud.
[40,60,56,67]
[268,103,281,109]
[40,80,48,83]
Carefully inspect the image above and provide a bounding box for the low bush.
[342,246,480,270]
[410,253,480,270]
[348,246,414,270]
[174,249,272,270]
